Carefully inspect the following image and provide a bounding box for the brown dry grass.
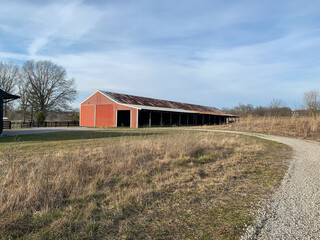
[207,116,320,141]
[0,130,291,239]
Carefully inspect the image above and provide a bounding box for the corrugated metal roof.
[100,90,236,117]
[125,104,197,113]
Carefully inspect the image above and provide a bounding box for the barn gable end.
[80,91,138,128]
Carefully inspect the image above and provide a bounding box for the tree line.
[2,59,319,120]
[0,60,77,122]
[222,90,320,117]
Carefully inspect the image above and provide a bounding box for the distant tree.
[224,101,292,117]
[0,61,19,93]
[17,79,31,122]
[231,103,254,117]
[276,107,292,117]
[21,60,77,118]
[0,62,20,116]
[304,90,319,116]
[268,99,291,116]
[269,99,285,109]
[251,106,267,117]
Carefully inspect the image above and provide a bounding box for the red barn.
[80,90,238,128]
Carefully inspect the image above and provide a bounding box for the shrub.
[71,112,79,122]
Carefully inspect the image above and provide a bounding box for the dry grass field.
[208,116,320,141]
[0,129,291,239]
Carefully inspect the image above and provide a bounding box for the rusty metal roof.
[100,90,236,116]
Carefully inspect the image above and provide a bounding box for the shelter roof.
[100,90,236,117]
[0,89,20,102]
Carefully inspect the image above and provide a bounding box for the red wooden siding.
[96,105,114,127]
[82,92,114,105]
[80,105,95,127]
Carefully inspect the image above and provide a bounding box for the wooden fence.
[10,121,80,129]
[3,120,11,129]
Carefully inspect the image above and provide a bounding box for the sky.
[0,0,320,109]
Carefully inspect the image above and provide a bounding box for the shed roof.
[99,90,236,117]
[0,89,20,103]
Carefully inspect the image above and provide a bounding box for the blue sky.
[1,0,320,109]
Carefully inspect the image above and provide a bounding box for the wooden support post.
[202,115,204,125]
[170,113,172,126]
[149,111,152,127]
[186,114,189,125]
[179,114,181,126]
[209,115,211,125]
[160,112,163,126]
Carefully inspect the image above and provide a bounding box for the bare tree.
[269,99,284,109]
[17,79,30,122]
[0,62,20,116]
[21,60,77,118]
[268,99,288,116]
[0,61,19,92]
[304,90,319,116]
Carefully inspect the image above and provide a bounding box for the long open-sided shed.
[80,90,238,128]
[0,89,20,135]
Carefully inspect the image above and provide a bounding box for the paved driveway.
[2,127,99,136]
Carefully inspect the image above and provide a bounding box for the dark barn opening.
[151,111,161,126]
[188,114,194,125]
[162,112,171,126]
[180,114,187,125]
[171,113,179,126]
[138,110,149,127]
[137,109,237,128]
[117,110,131,127]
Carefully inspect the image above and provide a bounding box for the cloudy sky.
[1,0,319,109]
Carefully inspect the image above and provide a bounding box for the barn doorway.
[117,110,131,127]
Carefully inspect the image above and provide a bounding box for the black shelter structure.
[0,89,20,135]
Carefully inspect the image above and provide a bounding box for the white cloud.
[0,0,104,55]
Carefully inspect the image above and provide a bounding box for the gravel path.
[193,129,320,239]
